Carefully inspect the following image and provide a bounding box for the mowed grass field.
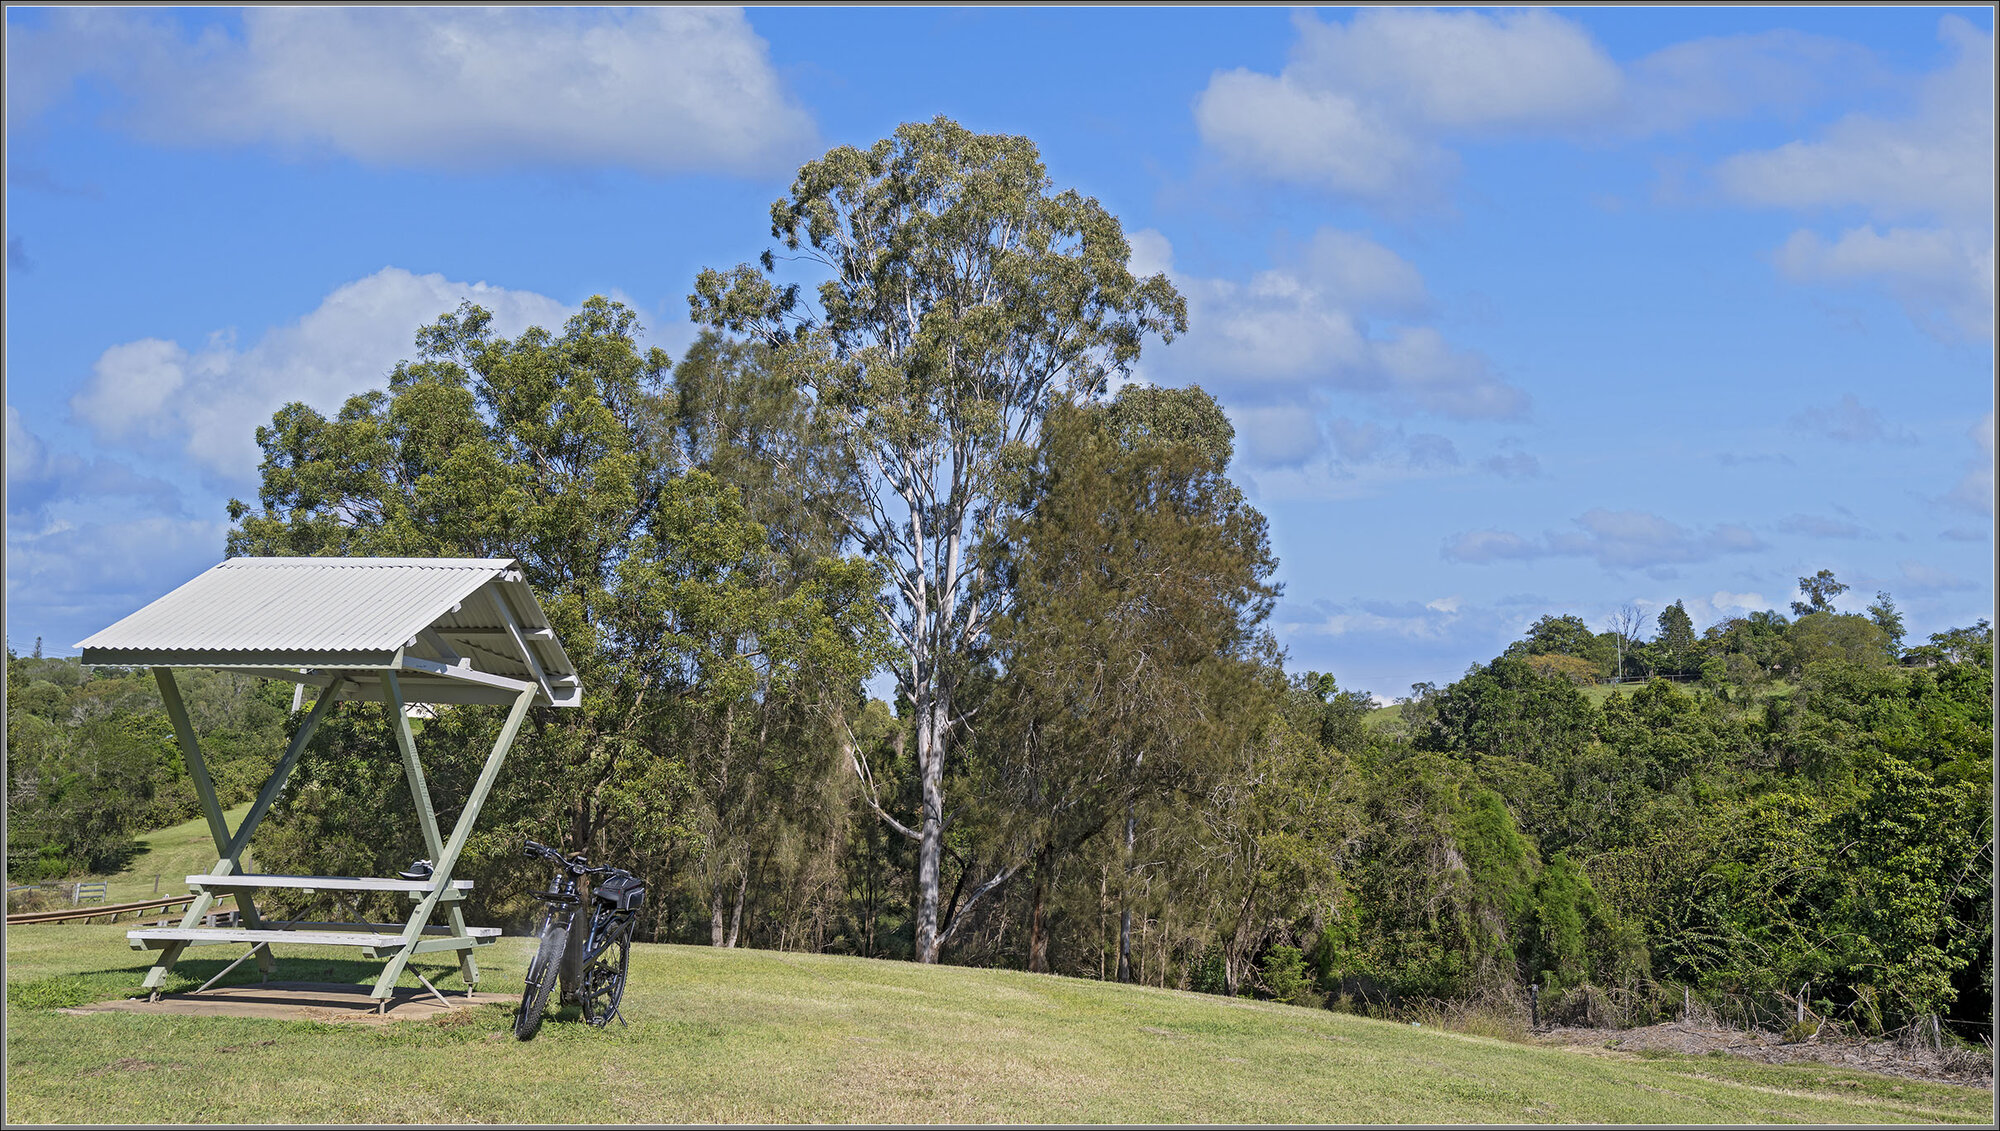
[5,923,1990,1124]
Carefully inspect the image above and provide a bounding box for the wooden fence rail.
[6,893,237,927]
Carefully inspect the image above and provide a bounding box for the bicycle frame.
[525,845,638,1008]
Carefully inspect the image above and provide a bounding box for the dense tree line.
[6,658,292,880]
[6,119,1989,1045]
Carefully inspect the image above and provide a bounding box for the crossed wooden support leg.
[141,670,343,993]
[368,684,536,1001]
[135,671,532,1004]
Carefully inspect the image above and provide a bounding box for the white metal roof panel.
[76,558,507,654]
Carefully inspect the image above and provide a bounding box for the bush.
[1260,945,1321,1007]
[1191,943,1227,995]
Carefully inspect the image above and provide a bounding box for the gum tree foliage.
[976,386,1279,974]
[225,299,879,927]
[669,333,890,946]
[1792,568,1849,617]
[690,117,1186,962]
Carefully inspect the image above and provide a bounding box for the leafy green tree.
[1604,605,1648,683]
[1416,655,1600,772]
[1836,755,1981,1022]
[1303,672,1377,757]
[5,661,286,882]
[1182,691,1351,997]
[1506,613,1614,677]
[1904,619,1992,667]
[1791,568,1849,617]
[1788,612,1890,672]
[980,387,1278,973]
[1344,758,1539,1001]
[1703,609,1794,686]
[228,299,879,931]
[1652,601,1697,677]
[691,117,1186,962]
[1865,591,1906,660]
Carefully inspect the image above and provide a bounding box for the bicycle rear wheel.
[579,922,631,1027]
[515,924,567,1040]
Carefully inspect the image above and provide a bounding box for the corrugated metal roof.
[77,558,507,654]
[76,557,582,708]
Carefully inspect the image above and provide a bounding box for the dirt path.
[1538,1020,1993,1088]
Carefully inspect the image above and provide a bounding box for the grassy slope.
[5,925,1989,1125]
[61,803,255,906]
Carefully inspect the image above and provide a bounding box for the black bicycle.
[515,839,645,1040]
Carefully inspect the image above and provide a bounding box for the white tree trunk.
[914,689,949,962]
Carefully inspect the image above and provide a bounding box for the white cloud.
[1716,17,1993,340]
[1284,597,1468,643]
[7,514,231,651]
[10,7,814,176]
[1945,411,1994,517]
[1894,559,1976,593]
[1776,513,1872,540]
[1193,10,1879,206]
[1481,452,1541,479]
[70,267,574,481]
[1623,30,1884,135]
[1230,407,1322,469]
[5,404,46,483]
[6,405,183,524]
[1287,7,1622,132]
[1444,508,1767,571]
[1194,8,1613,204]
[1776,226,1993,340]
[1709,589,1768,613]
[1126,228,1176,281]
[1141,229,1527,462]
[1788,393,1918,445]
[1327,418,1388,463]
[1194,70,1452,205]
[1715,18,1992,224]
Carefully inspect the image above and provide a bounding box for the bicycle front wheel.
[580,923,632,1028]
[515,924,568,1040]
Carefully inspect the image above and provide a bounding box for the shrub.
[1260,945,1320,1007]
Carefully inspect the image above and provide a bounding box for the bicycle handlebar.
[522,839,635,881]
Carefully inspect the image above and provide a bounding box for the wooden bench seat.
[127,924,501,957]
[186,873,473,893]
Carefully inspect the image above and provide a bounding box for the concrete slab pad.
[69,981,515,1025]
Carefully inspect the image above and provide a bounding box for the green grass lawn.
[5,923,1990,1124]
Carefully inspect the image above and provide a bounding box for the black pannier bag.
[594,873,646,912]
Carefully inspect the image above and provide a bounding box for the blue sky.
[6,6,1993,699]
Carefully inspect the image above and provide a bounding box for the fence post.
[1529,983,1540,1033]
[1683,986,1690,1020]
[1797,983,1808,1025]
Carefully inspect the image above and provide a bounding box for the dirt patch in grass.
[1539,1020,1993,1088]
[65,982,516,1026]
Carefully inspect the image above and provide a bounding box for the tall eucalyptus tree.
[692,117,1184,961]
